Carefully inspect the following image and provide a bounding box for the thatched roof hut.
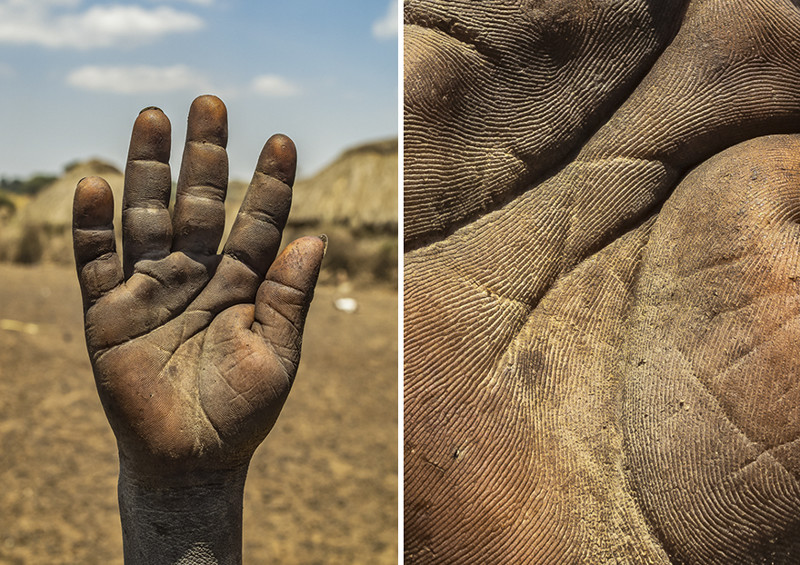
[223,137,397,242]
[0,137,398,267]
[24,160,124,226]
[0,160,123,263]
[289,138,397,232]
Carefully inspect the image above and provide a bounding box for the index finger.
[222,134,296,277]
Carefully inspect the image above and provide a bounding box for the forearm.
[118,461,248,565]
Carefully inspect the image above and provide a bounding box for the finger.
[253,236,325,369]
[73,176,123,310]
[172,95,229,256]
[223,134,296,278]
[185,135,297,317]
[122,107,173,278]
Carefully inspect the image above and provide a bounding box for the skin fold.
[404,0,800,562]
[72,95,324,564]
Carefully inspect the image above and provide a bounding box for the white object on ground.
[334,297,358,314]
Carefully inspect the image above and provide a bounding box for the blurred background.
[0,1,398,563]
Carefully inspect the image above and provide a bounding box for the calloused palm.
[73,95,324,481]
[405,0,800,562]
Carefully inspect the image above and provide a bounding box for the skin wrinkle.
[502,225,656,552]
[265,345,300,382]
[252,168,291,186]
[179,309,213,346]
[404,0,689,249]
[237,207,283,230]
[261,278,309,300]
[739,448,800,484]
[484,212,658,390]
[220,250,261,277]
[191,326,227,450]
[86,276,206,352]
[405,0,800,560]
[618,137,800,560]
[410,2,800,304]
[404,22,499,63]
[177,189,226,204]
[704,310,800,390]
[77,254,121,301]
[667,341,769,453]
[127,158,172,167]
[438,1,792,253]
[260,304,301,336]
[203,362,255,414]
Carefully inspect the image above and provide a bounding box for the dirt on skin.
[0,262,398,564]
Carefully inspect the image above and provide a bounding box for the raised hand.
[404,0,800,562]
[72,95,324,564]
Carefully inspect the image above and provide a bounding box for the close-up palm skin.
[72,95,324,563]
[404,0,800,563]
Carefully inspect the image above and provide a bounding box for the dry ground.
[0,262,398,564]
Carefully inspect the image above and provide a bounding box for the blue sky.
[0,0,398,180]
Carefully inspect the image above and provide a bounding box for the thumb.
[253,235,326,366]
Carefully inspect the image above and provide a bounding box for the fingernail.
[139,106,162,115]
[317,234,328,258]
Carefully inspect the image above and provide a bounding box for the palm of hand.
[405,0,800,562]
[88,265,294,476]
[74,96,323,480]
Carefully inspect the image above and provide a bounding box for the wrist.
[118,460,248,565]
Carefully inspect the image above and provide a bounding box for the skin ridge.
[619,279,800,563]
[405,220,656,563]
[403,17,503,62]
[403,2,690,252]
[406,133,800,561]
[509,138,800,561]
[407,125,800,339]
[479,208,659,404]
[91,300,210,365]
[617,136,800,562]
[497,114,790,357]
[408,112,800,257]
[405,0,800,559]
[611,212,682,564]
[537,216,665,563]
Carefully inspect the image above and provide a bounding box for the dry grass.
[0,262,397,564]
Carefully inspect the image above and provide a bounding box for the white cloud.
[0,2,204,49]
[372,0,397,39]
[251,74,301,97]
[67,64,210,94]
[3,0,81,8]
[150,0,212,5]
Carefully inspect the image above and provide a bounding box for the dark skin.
[72,95,324,564]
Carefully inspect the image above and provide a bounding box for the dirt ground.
[0,262,398,564]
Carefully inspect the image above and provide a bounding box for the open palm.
[73,96,324,480]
